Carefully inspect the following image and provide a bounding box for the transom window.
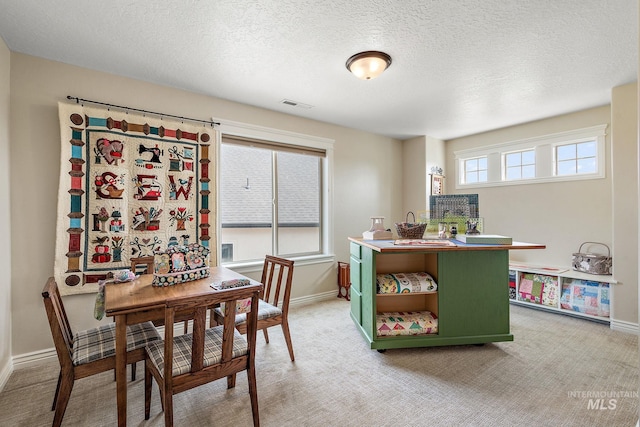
[463,157,487,183]
[556,141,597,175]
[454,124,607,188]
[505,150,535,180]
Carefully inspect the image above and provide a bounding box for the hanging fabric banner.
[55,102,216,295]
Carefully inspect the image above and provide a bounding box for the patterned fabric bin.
[376,311,438,337]
[518,273,558,306]
[560,279,610,317]
[152,243,210,286]
[508,270,517,300]
[376,272,437,294]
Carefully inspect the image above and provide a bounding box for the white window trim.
[454,124,607,189]
[215,118,335,267]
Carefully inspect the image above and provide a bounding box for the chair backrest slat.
[221,301,236,363]
[190,306,207,372]
[260,255,294,309]
[163,305,175,391]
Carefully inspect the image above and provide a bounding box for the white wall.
[445,100,638,325]
[9,52,403,357]
[0,37,12,385]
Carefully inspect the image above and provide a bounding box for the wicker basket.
[572,242,612,275]
[395,212,427,239]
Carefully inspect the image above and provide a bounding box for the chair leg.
[227,373,237,389]
[262,328,269,344]
[281,320,295,362]
[247,364,260,427]
[144,363,152,420]
[52,372,74,427]
[164,389,173,427]
[208,308,216,327]
[51,370,62,411]
[183,320,189,334]
[113,363,137,382]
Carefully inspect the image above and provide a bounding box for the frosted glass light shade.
[346,51,392,80]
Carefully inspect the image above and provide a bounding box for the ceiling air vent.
[279,99,313,109]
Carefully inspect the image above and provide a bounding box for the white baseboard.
[12,347,57,370]
[0,358,13,392]
[610,318,639,334]
[289,290,338,307]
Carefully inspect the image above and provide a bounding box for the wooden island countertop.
[348,237,546,253]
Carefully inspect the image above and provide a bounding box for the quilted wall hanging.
[55,101,217,295]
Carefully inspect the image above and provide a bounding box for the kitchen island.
[348,237,545,350]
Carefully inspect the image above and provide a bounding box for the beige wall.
[445,99,638,325]
[611,82,638,324]
[5,50,637,360]
[0,37,12,381]
[401,136,446,220]
[9,52,403,357]
[402,136,427,216]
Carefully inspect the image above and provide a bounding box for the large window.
[219,135,325,264]
[455,124,607,188]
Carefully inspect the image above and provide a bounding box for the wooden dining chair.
[131,255,191,334]
[144,283,263,427]
[130,256,155,275]
[213,255,296,361]
[42,277,161,427]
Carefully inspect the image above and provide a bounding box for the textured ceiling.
[0,0,637,140]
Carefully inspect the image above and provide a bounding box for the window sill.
[456,172,605,189]
[222,253,336,275]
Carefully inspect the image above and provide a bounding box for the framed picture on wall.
[431,174,444,195]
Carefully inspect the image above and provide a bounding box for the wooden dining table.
[105,266,259,427]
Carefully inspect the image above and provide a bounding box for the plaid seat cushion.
[73,321,161,366]
[146,326,248,377]
[213,299,282,325]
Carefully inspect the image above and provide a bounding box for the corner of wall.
[0,358,12,392]
[0,29,12,383]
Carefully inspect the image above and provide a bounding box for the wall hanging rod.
[66,96,220,127]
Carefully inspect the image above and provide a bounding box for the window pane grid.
[464,157,487,183]
[556,141,596,176]
[504,150,535,181]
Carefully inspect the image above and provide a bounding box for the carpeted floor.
[1,299,638,426]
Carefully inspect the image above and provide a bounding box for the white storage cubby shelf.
[508,262,617,324]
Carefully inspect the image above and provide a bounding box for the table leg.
[115,314,127,426]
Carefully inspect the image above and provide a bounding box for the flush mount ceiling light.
[346,51,392,80]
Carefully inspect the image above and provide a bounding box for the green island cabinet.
[348,238,545,350]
